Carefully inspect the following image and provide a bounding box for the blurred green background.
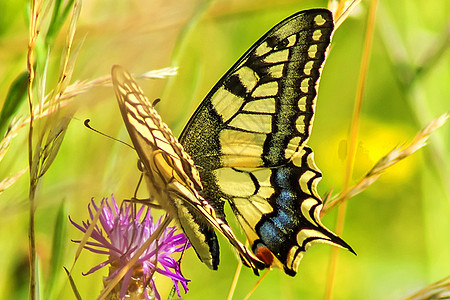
[0,0,448,299]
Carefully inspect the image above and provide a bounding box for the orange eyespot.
[254,244,275,268]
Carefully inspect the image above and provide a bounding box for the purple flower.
[70,195,190,299]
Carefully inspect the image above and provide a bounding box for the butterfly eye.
[152,98,161,107]
[137,160,145,172]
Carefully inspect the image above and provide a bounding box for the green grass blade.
[0,71,28,137]
[64,267,82,300]
[45,201,68,299]
[46,0,76,46]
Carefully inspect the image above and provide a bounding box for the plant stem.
[324,0,378,298]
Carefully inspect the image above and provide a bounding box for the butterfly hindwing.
[179,9,354,275]
[224,147,354,275]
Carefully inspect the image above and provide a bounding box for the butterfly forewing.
[181,9,334,169]
[111,65,264,273]
[179,9,354,275]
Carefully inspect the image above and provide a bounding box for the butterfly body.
[112,8,353,276]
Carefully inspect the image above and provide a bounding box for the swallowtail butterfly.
[112,8,354,276]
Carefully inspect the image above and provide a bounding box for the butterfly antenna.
[84,119,135,150]
[152,98,161,107]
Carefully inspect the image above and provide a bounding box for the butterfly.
[111,8,354,276]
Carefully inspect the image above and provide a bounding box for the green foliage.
[47,0,76,46]
[45,201,67,299]
[0,0,448,299]
[0,71,28,137]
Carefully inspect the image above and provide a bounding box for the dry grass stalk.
[330,0,362,30]
[0,168,28,194]
[402,275,450,300]
[324,0,376,298]
[322,113,449,216]
[0,67,177,192]
[27,1,42,298]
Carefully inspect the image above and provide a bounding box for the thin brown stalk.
[71,201,105,267]
[138,67,178,79]
[402,275,450,300]
[0,168,28,194]
[335,0,347,17]
[322,113,449,215]
[66,200,104,299]
[25,1,84,297]
[333,0,362,30]
[64,267,83,300]
[243,270,270,300]
[324,0,378,299]
[227,248,244,300]
[27,1,41,298]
